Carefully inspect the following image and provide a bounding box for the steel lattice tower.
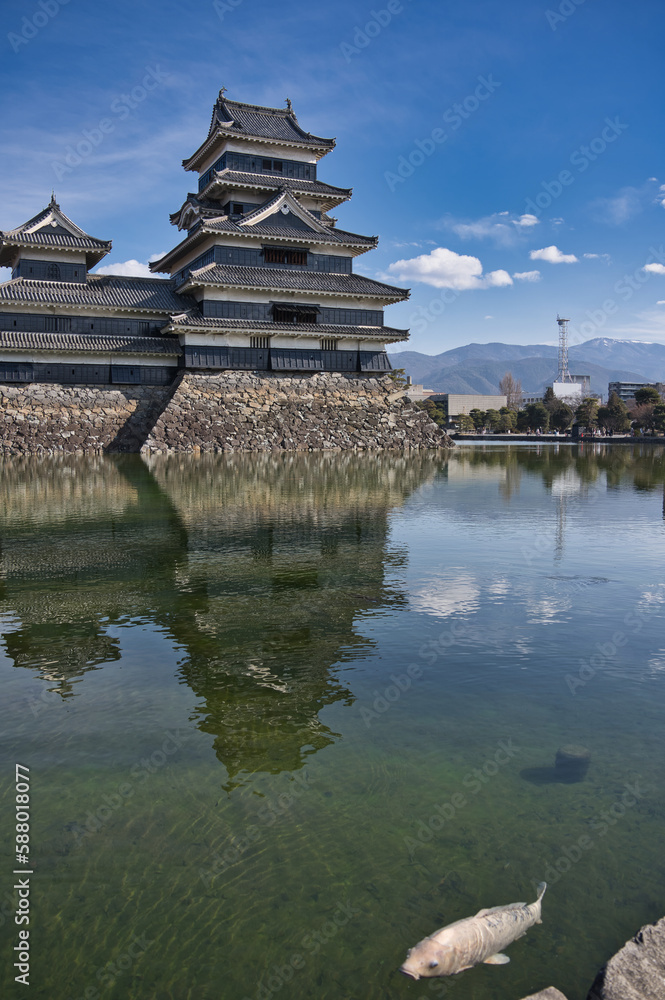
[557,315,573,382]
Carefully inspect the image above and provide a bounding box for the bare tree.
[499,372,523,410]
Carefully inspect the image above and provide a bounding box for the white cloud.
[644,263,665,275]
[513,213,539,228]
[484,315,494,319]
[94,259,154,277]
[530,245,578,264]
[583,252,612,263]
[657,301,665,306]
[387,247,513,290]
[443,211,539,247]
[513,270,541,282]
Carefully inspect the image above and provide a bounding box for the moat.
[1,443,664,1000]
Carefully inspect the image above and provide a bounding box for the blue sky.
[1,0,664,354]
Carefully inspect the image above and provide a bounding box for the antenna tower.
[557,315,573,382]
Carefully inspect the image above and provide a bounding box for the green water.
[1,445,664,1000]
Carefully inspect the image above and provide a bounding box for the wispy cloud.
[442,211,540,247]
[588,179,662,226]
[387,247,513,290]
[583,253,612,263]
[513,270,541,282]
[530,245,578,264]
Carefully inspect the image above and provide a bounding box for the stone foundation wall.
[0,382,172,455]
[142,371,452,452]
[0,372,453,455]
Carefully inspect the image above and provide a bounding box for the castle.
[0,90,409,385]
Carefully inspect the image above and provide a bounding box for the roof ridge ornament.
[218,86,227,101]
[285,97,292,112]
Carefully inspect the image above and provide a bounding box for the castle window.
[46,263,60,280]
[233,203,244,214]
[272,304,319,325]
[321,338,338,351]
[250,336,270,349]
[264,247,307,266]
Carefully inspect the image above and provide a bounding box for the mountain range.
[389,338,665,397]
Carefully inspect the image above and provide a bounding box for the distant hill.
[389,338,665,396]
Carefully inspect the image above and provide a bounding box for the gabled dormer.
[0,195,112,283]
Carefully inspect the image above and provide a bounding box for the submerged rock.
[586,915,665,999]
[554,744,591,782]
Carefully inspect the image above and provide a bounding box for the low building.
[608,380,664,402]
[433,393,507,420]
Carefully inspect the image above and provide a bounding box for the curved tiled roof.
[183,93,335,171]
[0,330,181,356]
[165,314,408,340]
[169,177,353,231]
[198,171,351,202]
[0,197,112,268]
[202,216,377,247]
[0,276,195,314]
[178,264,409,302]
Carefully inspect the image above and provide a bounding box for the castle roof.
[178,172,352,223]
[153,188,378,273]
[0,274,195,315]
[0,196,112,268]
[0,330,180,356]
[164,313,408,342]
[183,92,335,171]
[176,263,409,302]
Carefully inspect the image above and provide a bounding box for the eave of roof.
[0,330,181,356]
[151,216,377,274]
[177,263,409,303]
[163,314,408,341]
[0,275,195,315]
[194,171,352,210]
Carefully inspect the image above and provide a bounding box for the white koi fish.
[400,882,547,979]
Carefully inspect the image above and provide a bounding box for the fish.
[399,881,547,979]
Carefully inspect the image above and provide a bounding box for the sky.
[1,0,664,355]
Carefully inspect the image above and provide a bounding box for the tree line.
[417,376,665,435]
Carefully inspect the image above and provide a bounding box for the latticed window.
[46,263,60,280]
[250,336,270,349]
[264,247,308,266]
[272,304,318,325]
[321,338,338,351]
